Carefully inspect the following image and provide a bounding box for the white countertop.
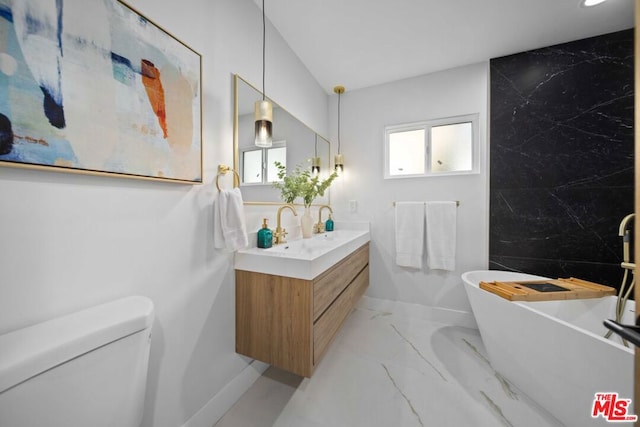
[235,223,370,280]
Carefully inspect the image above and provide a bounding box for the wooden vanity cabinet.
[235,242,369,377]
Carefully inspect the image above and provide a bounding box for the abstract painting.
[0,0,202,183]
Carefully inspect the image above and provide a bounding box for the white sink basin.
[235,226,370,280]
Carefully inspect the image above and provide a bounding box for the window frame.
[384,113,479,179]
[240,140,287,185]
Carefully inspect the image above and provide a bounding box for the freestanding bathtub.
[463,270,634,426]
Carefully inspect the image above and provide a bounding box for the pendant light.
[333,86,345,174]
[311,134,321,176]
[255,0,273,147]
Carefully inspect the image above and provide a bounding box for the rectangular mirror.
[234,74,331,205]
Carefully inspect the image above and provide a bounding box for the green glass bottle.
[325,214,334,232]
[257,218,273,248]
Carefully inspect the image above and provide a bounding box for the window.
[242,149,263,183]
[241,142,286,185]
[265,146,286,182]
[384,114,479,178]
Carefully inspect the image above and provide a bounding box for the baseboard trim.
[181,360,269,427]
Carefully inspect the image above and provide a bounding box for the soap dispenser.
[257,218,273,248]
[325,214,334,232]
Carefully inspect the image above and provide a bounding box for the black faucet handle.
[603,319,640,347]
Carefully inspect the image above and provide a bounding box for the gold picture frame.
[0,0,203,183]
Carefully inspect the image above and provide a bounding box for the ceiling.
[257,0,634,93]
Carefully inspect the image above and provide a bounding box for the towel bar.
[393,200,460,207]
[216,164,240,191]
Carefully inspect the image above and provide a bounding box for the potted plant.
[272,161,337,238]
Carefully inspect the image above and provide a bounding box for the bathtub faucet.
[618,213,635,269]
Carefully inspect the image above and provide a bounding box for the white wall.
[328,63,490,313]
[0,1,327,427]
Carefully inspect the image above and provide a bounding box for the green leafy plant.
[272,161,338,207]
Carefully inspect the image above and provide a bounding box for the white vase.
[301,207,314,238]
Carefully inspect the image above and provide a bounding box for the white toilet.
[0,296,154,427]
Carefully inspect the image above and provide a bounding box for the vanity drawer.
[313,243,369,321]
[236,238,370,377]
[313,265,369,364]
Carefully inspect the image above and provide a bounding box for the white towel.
[213,194,225,249]
[214,188,248,251]
[395,202,425,269]
[425,201,456,271]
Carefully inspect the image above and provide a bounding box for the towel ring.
[216,164,240,191]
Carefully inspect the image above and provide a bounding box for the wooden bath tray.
[479,277,616,301]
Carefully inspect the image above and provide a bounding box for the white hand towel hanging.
[425,201,456,271]
[214,188,248,251]
[395,202,425,269]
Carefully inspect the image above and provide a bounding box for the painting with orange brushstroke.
[0,0,202,183]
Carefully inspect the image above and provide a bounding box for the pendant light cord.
[262,0,266,101]
[337,91,341,154]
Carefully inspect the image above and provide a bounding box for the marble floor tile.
[215,305,564,427]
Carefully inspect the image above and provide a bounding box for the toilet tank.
[0,296,154,427]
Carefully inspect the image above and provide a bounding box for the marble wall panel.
[489,29,634,289]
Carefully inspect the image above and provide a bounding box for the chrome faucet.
[274,204,297,244]
[315,205,333,233]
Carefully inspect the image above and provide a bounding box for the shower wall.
[489,29,634,289]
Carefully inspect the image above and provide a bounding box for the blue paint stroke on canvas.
[111,52,136,86]
[55,0,63,54]
[2,135,77,166]
[12,0,66,129]
[0,4,12,23]
[0,113,13,155]
[40,85,65,128]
